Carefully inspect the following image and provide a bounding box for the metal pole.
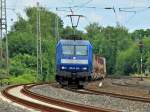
[4,0,9,76]
[39,6,42,79]
[0,0,2,59]
[140,53,143,80]
[73,26,76,35]
[36,2,42,82]
[138,40,144,81]
[36,2,39,81]
[0,0,9,76]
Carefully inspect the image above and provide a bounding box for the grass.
[9,73,36,84]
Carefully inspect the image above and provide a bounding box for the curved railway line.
[83,88,150,103]
[53,79,150,104]
[1,84,118,112]
[61,86,150,103]
[1,82,150,112]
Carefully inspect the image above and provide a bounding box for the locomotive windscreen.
[62,45,88,56]
[76,46,87,56]
[62,45,74,55]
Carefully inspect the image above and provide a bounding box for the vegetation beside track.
[0,7,150,84]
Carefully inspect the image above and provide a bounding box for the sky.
[5,0,150,32]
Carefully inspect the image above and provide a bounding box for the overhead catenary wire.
[112,0,120,25]
[11,0,150,27]
[2,0,150,81]
[119,6,150,13]
[55,0,95,14]
[119,6,150,24]
[103,6,120,25]
[56,3,96,32]
[4,1,150,34]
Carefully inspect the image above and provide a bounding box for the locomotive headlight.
[82,67,87,70]
[61,66,66,70]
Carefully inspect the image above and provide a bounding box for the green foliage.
[115,44,140,75]
[25,7,63,38]
[10,54,36,76]
[1,6,150,83]
[146,57,150,70]
[4,7,62,83]
[9,73,36,84]
[87,23,132,74]
[85,22,102,38]
[61,26,84,39]
[8,30,36,57]
[86,23,150,75]
[0,58,6,69]
[131,29,150,40]
[143,38,150,71]
[115,37,150,75]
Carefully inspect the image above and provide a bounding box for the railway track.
[107,76,150,79]
[83,88,150,103]
[62,87,150,103]
[42,83,150,104]
[55,82,150,104]
[1,84,118,112]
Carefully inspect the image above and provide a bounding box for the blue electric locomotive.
[56,39,93,87]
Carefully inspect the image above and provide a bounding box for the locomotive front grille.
[61,59,88,64]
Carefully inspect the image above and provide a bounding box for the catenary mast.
[0,0,9,76]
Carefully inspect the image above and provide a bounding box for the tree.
[2,7,64,83]
[115,37,150,75]
[87,23,132,74]
[85,22,102,39]
[61,26,84,39]
[115,44,140,75]
[131,29,150,41]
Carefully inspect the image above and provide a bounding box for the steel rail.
[22,84,119,112]
[1,84,69,112]
[53,83,150,104]
[84,88,150,103]
[107,76,150,79]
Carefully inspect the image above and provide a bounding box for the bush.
[115,44,140,75]
[146,57,150,71]
[10,54,36,76]
[9,73,36,84]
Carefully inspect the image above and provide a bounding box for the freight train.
[55,39,106,88]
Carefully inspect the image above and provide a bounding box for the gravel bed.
[0,85,31,112]
[0,101,30,112]
[31,84,150,112]
[87,79,150,98]
[0,84,11,91]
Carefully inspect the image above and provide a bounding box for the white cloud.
[91,0,104,5]
[117,14,124,22]
[5,0,150,31]
[88,13,103,23]
[22,0,37,7]
[129,0,148,7]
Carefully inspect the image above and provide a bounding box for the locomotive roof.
[58,39,91,45]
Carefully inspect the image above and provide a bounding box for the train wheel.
[78,85,84,89]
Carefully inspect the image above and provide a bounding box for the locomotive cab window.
[75,45,88,56]
[62,45,74,55]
